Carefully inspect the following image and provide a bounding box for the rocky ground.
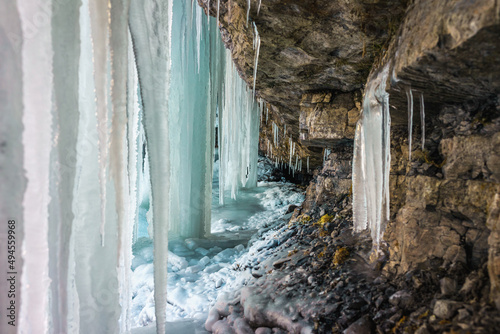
[205,179,500,334]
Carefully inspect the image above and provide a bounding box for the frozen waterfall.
[0,0,261,333]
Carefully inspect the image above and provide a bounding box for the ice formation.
[352,65,391,249]
[218,49,261,204]
[420,93,425,150]
[0,0,262,333]
[252,22,261,97]
[405,87,414,161]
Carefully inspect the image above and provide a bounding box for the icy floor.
[130,157,304,330]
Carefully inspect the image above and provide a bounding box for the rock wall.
[200,0,500,312]
[199,0,408,176]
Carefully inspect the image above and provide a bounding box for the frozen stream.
[130,158,304,331]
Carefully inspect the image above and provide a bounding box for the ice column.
[168,0,219,238]
[352,65,391,249]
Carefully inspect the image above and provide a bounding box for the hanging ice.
[17,0,53,331]
[246,0,251,26]
[405,87,414,161]
[2,0,263,332]
[168,0,220,238]
[420,93,425,151]
[219,49,261,204]
[352,65,391,249]
[252,22,261,98]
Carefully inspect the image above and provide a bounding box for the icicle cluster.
[352,65,391,249]
[1,0,258,332]
[219,49,261,204]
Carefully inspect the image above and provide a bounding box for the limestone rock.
[433,300,461,319]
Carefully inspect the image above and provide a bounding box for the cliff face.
[199,0,408,172]
[201,0,500,316]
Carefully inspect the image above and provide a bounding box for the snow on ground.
[130,157,304,329]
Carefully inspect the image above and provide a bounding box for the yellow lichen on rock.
[332,247,349,267]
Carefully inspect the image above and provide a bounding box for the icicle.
[18,0,53,331]
[420,93,425,151]
[352,64,391,249]
[405,87,413,162]
[353,120,367,231]
[196,4,202,73]
[307,156,310,173]
[217,0,220,27]
[252,22,261,98]
[45,0,82,332]
[257,0,262,15]
[284,124,286,136]
[87,0,112,248]
[246,0,250,27]
[109,1,133,331]
[323,148,331,162]
[129,0,173,331]
[266,106,268,124]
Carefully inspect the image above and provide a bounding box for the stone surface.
[343,315,374,334]
[199,0,408,116]
[440,277,457,296]
[433,300,461,319]
[487,189,500,310]
[299,91,361,147]
[382,0,500,123]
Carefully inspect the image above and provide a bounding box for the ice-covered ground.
[130,157,304,329]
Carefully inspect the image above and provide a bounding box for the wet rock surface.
[196,0,500,332]
[205,193,500,333]
[205,157,500,333]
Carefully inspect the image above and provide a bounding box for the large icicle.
[352,65,391,249]
[18,0,53,331]
[109,0,132,331]
[89,0,111,246]
[353,120,367,231]
[129,0,172,332]
[0,3,24,334]
[47,0,81,333]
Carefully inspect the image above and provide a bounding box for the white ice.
[352,65,391,249]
